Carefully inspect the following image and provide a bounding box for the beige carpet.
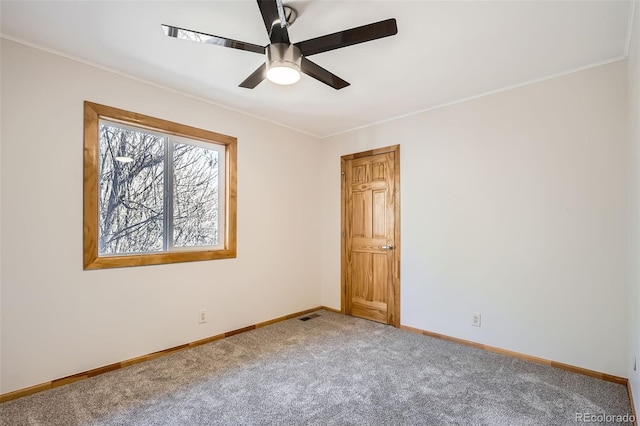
[0,310,634,425]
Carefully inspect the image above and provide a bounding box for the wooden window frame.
[83,101,237,270]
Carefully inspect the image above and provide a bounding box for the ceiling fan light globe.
[266,65,300,85]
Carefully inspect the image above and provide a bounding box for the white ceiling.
[0,1,635,138]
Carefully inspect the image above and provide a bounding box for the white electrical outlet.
[198,309,207,324]
[471,313,481,327]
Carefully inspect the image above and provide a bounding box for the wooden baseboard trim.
[629,381,638,426]
[0,306,326,403]
[319,306,342,314]
[399,325,628,386]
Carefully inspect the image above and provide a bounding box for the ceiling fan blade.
[162,24,264,54]
[256,0,290,44]
[295,18,397,57]
[301,58,350,90]
[239,63,267,89]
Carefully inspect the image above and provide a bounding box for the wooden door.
[342,145,400,326]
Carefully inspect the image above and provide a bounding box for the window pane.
[98,122,165,254]
[173,143,219,247]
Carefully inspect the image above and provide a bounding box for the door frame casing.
[341,145,401,327]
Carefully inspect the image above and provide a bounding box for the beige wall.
[627,0,640,412]
[0,39,322,393]
[321,60,629,377]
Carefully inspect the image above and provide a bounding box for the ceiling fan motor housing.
[266,43,302,85]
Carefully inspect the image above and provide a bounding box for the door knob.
[381,245,394,250]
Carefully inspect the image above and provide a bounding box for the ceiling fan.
[161,0,397,90]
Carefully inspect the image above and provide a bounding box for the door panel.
[372,190,387,238]
[341,146,400,326]
[352,192,370,238]
[372,253,388,302]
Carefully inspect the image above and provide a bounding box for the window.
[83,101,237,269]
